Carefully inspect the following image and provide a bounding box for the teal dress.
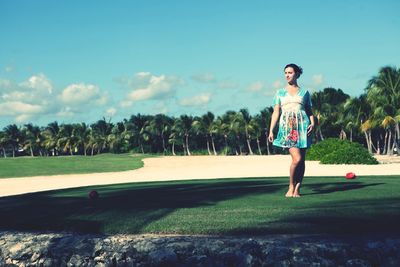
[272,87,312,149]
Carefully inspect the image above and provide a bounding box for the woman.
[268,64,315,197]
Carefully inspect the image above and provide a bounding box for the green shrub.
[307,138,378,164]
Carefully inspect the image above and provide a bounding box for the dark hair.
[284,63,303,78]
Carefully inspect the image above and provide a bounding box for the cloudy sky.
[1,0,399,128]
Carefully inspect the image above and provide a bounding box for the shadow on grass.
[228,194,400,236]
[0,178,284,234]
[304,182,385,195]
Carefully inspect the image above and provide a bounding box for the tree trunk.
[387,130,392,155]
[237,135,241,155]
[376,140,381,155]
[172,142,176,156]
[256,138,262,155]
[12,145,15,158]
[383,131,388,155]
[224,135,228,155]
[140,143,144,154]
[369,132,377,153]
[182,138,186,156]
[246,138,253,155]
[350,128,353,142]
[210,134,217,155]
[161,134,167,155]
[364,131,372,153]
[319,129,324,141]
[2,148,6,158]
[185,133,191,156]
[206,135,212,155]
[30,146,34,157]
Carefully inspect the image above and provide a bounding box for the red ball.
[345,172,356,179]
[88,190,99,199]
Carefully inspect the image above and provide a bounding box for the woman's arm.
[305,103,315,135]
[268,104,280,142]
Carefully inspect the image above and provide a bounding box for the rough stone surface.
[0,231,399,266]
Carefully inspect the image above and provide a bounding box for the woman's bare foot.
[293,183,301,197]
[285,186,294,197]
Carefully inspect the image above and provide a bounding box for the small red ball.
[88,190,99,199]
[345,172,356,179]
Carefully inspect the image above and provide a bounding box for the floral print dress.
[272,87,312,149]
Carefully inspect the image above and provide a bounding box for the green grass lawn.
[1,175,399,235]
[0,153,153,178]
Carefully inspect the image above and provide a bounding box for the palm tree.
[73,123,91,155]
[42,121,61,156]
[22,123,42,157]
[91,118,113,154]
[129,114,151,154]
[193,112,217,155]
[3,124,22,157]
[169,118,184,156]
[149,114,172,154]
[259,107,273,155]
[381,116,396,155]
[177,115,194,156]
[250,115,264,155]
[211,118,227,155]
[0,131,7,157]
[366,66,400,154]
[360,119,375,154]
[58,124,75,155]
[239,108,254,155]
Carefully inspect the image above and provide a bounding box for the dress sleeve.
[272,90,281,106]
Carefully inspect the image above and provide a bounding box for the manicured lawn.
[1,175,399,235]
[0,153,153,178]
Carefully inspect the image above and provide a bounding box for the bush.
[307,138,378,165]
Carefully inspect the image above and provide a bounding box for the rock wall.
[0,231,399,266]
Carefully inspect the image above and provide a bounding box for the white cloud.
[0,78,13,90]
[19,73,53,94]
[15,114,33,123]
[119,100,133,108]
[218,80,239,89]
[150,102,168,114]
[56,106,75,117]
[312,74,324,86]
[105,107,117,117]
[247,81,264,92]
[179,93,211,106]
[272,80,283,89]
[5,66,14,73]
[191,72,216,83]
[126,72,182,101]
[60,83,105,105]
[0,101,45,116]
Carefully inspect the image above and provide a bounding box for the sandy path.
[1,155,400,197]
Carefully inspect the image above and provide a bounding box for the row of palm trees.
[0,65,399,157]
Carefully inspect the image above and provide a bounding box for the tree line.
[0,65,399,158]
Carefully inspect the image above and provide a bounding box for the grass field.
[1,175,399,235]
[0,153,152,178]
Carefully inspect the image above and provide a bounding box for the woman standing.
[268,64,315,197]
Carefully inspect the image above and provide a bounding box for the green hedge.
[307,138,378,165]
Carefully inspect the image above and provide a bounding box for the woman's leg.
[293,148,306,197]
[287,147,303,197]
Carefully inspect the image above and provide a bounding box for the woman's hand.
[307,124,314,136]
[268,132,274,143]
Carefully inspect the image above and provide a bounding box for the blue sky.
[1,0,399,128]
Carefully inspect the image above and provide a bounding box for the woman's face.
[284,67,297,84]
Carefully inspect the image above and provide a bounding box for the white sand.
[1,155,400,197]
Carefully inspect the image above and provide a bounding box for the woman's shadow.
[303,181,384,195]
